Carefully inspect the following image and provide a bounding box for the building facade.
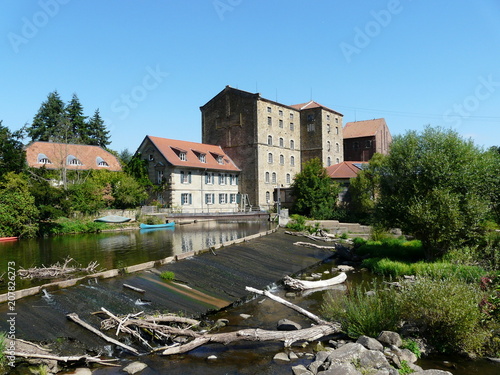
[201,86,343,209]
[136,136,241,213]
[343,118,392,161]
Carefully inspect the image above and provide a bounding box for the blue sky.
[1,0,500,153]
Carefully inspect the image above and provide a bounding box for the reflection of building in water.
[181,237,193,253]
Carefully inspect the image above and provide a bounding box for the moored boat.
[0,236,18,242]
[94,215,132,223]
[139,222,175,229]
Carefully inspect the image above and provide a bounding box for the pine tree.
[65,93,87,144]
[28,91,65,142]
[86,109,110,147]
[0,121,26,177]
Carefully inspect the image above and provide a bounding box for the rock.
[277,318,302,331]
[323,270,330,274]
[68,369,92,375]
[326,343,367,363]
[239,313,252,319]
[359,350,392,371]
[377,331,402,347]
[292,364,313,375]
[408,363,423,372]
[398,348,418,364]
[214,318,229,328]
[356,335,383,351]
[273,352,290,362]
[286,292,297,298]
[318,363,361,375]
[122,361,148,374]
[207,355,217,360]
[289,351,299,360]
[365,290,376,296]
[337,265,355,272]
[419,371,453,375]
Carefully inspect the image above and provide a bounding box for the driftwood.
[293,241,337,250]
[283,272,347,291]
[18,258,100,279]
[12,352,119,366]
[123,283,145,293]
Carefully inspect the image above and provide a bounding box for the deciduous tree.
[0,121,26,177]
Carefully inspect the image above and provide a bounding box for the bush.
[285,215,308,232]
[160,271,175,281]
[399,277,490,355]
[49,218,109,235]
[321,282,400,339]
[356,238,425,262]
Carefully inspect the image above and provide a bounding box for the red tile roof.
[289,100,343,115]
[343,118,387,139]
[326,161,367,179]
[25,142,122,171]
[146,136,240,171]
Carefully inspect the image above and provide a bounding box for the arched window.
[267,135,272,146]
[37,153,51,164]
[290,140,294,150]
[336,142,340,152]
[327,141,331,151]
[66,155,82,166]
[268,153,273,164]
[286,173,291,184]
[279,154,284,165]
[279,137,284,147]
[271,172,277,184]
[96,157,109,167]
[265,172,270,183]
[290,155,295,166]
[266,191,270,203]
[327,157,331,167]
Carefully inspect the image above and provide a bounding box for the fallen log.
[13,352,119,366]
[283,272,347,291]
[293,241,337,250]
[123,283,145,293]
[66,313,140,355]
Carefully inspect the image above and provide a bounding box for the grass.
[48,217,109,235]
[0,332,6,369]
[354,238,425,262]
[160,271,175,281]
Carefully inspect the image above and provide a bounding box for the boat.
[94,215,132,223]
[0,237,18,242]
[139,222,175,229]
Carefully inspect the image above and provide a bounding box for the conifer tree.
[86,109,110,148]
[65,93,87,143]
[28,91,65,142]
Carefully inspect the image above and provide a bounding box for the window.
[267,106,271,113]
[271,172,277,184]
[279,154,284,165]
[279,119,283,128]
[290,113,294,120]
[290,140,295,150]
[265,172,270,183]
[279,110,283,116]
[67,155,82,166]
[279,137,284,147]
[307,114,314,121]
[327,141,331,151]
[217,155,223,164]
[219,193,228,204]
[290,122,294,131]
[181,193,192,205]
[335,126,339,135]
[286,173,291,184]
[327,157,331,167]
[219,173,227,185]
[335,117,339,123]
[205,172,214,184]
[180,171,191,184]
[327,114,330,121]
[199,153,206,163]
[266,191,270,203]
[267,135,272,146]
[37,153,51,164]
[230,193,237,204]
[149,154,154,161]
[336,142,340,152]
[291,155,295,166]
[268,153,273,164]
[179,152,187,161]
[327,124,331,133]
[205,193,215,205]
[336,157,340,164]
[96,157,109,167]
[158,170,164,184]
[366,140,372,148]
[230,174,238,185]
[267,117,272,126]
[307,123,315,132]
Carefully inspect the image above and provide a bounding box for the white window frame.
[268,153,273,164]
[219,193,228,204]
[179,152,187,161]
[230,193,237,204]
[265,172,270,183]
[181,193,192,205]
[205,193,215,205]
[205,172,214,184]
[291,155,295,166]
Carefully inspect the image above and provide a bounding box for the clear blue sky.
[1,0,499,153]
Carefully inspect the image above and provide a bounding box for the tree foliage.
[377,126,497,259]
[0,172,39,238]
[291,158,340,219]
[0,121,26,177]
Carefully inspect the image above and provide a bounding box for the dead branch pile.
[63,286,341,356]
[17,257,100,279]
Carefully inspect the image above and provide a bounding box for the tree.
[27,91,65,142]
[0,172,39,238]
[65,93,87,143]
[119,148,133,165]
[377,126,496,259]
[291,158,341,219]
[0,121,26,177]
[85,109,110,148]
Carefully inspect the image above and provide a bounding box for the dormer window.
[37,153,52,165]
[217,155,223,164]
[96,157,109,167]
[199,153,206,163]
[67,155,82,166]
[179,152,187,161]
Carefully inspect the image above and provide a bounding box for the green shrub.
[285,214,307,232]
[49,218,108,235]
[356,238,425,262]
[321,282,400,339]
[401,338,421,359]
[352,237,367,248]
[160,271,175,281]
[399,277,490,355]
[398,360,414,375]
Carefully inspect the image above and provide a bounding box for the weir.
[0,228,335,351]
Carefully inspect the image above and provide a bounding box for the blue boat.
[139,222,175,229]
[95,215,132,223]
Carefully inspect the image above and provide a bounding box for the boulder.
[277,318,302,331]
[273,352,290,362]
[359,349,392,371]
[377,331,402,347]
[337,265,355,272]
[356,335,383,351]
[419,371,453,375]
[326,343,367,363]
[239,314,252,319]
[292,364,314,375]
[122,361,148,374]
[317,363,361,375]
[69,369,92,375]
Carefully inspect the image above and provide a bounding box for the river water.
[1,221,499,375]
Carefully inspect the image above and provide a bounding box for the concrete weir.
[0,228,336,347]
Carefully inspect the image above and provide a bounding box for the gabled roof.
[289,100,343,116]
[326,161,367,179]
[25,142,122,171]
[144,136,240,172]
[343,118,387,139]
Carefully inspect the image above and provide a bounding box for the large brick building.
[343,118,392,161]
[200,86,343,209]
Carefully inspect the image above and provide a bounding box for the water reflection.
[0,220,272,292]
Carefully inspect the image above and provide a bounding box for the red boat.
[0,237,18,242]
